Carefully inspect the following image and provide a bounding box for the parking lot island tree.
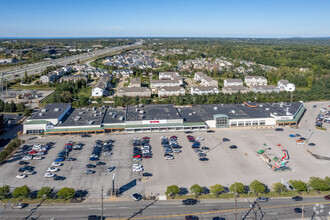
[165,185,180,198]
[309,177,330,191]
[210,184,225,197]
[12,185,31,199]
[273,182,287,194]
[249,180,267,196]
[289,180,308,192]
[57,187,76,200]
[229,182,246,196]
[37,187,52,199]
[0,185,10,199]
[190,184,204,198]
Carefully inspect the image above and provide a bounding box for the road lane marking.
[106,201,330,220]
[57,209,66,211]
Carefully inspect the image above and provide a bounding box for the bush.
[37,187,52,199]
[273,182,287,194]
[0,138,21,163]
[289,180,308,192]
[249,180,266,196]
[210,184,224,197]
[190,184,204,198]
[229,182,246,195]
[12,185,30,199]
[0,185,10,199]
[309,177,330,191]
[165,185,180,198]
[57,187,75,200]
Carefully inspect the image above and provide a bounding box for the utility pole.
[101,186,104,220]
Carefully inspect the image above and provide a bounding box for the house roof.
[119,87,151,92]
[191,86,218,91]
[224,79,243,83]
[159,86,184,92]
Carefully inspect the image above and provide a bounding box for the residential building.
[244,76,267,87]
[92,74,112,97]
[0,58,12,64]
[159,72,183,85]
[277,79,295,92]
[113,69,133,78]
[40,72,57,84]
[252,85,279,93]
[117,87,151,97]
[191,86,219,95]
[158,86,185,97]
[194,72,218,87]
[223,79,243,87]
[129,78,141,87]
[60,75,88,83]
[222,86,250,94]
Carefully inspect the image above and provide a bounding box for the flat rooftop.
[103,108,126,124]
[29,103,71,120]
[57,106,106,127]
[126,104,182,121]
[177,107,205,123]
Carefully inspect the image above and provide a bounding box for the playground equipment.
[272,144,289,170]
[257,143,267,154]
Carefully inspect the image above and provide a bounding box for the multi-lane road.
[1,197,329,219]
[0,41,142,81]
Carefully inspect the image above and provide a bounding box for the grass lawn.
[77,87,92,97]
[10,83,55,90]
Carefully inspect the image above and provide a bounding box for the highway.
[0,41,142,81]
[0,196,329,219]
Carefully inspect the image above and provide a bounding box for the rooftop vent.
[193,112,196,114]
[188,113,192,116]
[259,105,263,107]
[231,110,236,114]
[39,113,43,116]
[54,108,60,112]
[273,112,278,115]
[214,107,218,110]
[139,110,144,114]
[41,109,47,112]
[265,108,269,111]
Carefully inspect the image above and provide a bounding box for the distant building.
[60,75,88,83]
[244,76,267,87]
[40,72,58,84]
[252,85,279,93]
[158,86,185,97]
[113,69,133,78]
[150,79,181,89]
[194,72,218,87]
[117,87,151,97]
[222,86,250,94]
[191,86,219,95]
[92,74,112,97]
[277,79,295,92]
[0,58,13,64]
[223,79,243,87]
[129,78,141,88]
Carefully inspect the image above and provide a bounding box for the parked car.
[53,175,66,181]
[222,138,230,142]
[131,193,142,201]
[142,172,153,177]
[54,157,65,162]
[84,169,95,174]
[81,134,91,138]
[182,199,197,205]
[173,149,182,153]
[86,164,96,168]
[198,153,207,157]
[52,162,63,167]
[308,143,316,146]
[33,156,43,160]
[16,174,27,179]
[107,166,115,172]
[294,208,304,213]
[23,170,36,175]
[104,152,113,156]
[324,195,330,200]
[66,157,76,161]
[202,147,210,150]
[96,161,106,166]
[165,155,174,160]
[44,173,55,178]
[18,161,29,165]
[199,157,209,161]
[275,128,284,131]
[185,216,199,220]
[229,145,238,149]
[12,203,24,209]
[22,155,33,160]
[47,167,59,172]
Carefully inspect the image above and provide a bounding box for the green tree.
[9,101,17,112]
[17,102,25,112]
[165,185,180,198]
[229,182,246,195]
[289,180,308,192]
[190,184,204,198]
[37,187,52,199]
[210,184,224,197]
[12,185,30,198]
[249,180,266,196]
[273,182,287,194]
[325,176,330,188]
[96,97,102,104]
[24,108,33,116]
[60,91,72,103]
[309,177,329,191]
[0,99,4,112]
[57,187,75,200]
[78,95,89,106]
[0,185,10,199]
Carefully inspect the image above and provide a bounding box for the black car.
[185,131,193,134]
[308,143,316,146]
[292,196,303,201]
[275,128,284,131]
[313,105,317,108]
[182,199,197,205]
[96,161,106,165]
[229,145,238,149]
[299,137,306,141]
[206,130,215,133]
[18,161,29,165]
[222,138,230,142]
[199,157,209,161]
[213,218,225,220]
[294,208,304,213]
[81,134,91,138]
[142,172,153,177]
[201,147,210,150]
[86,164,96,168]
[53,175,66,181]
[66,157,76,161]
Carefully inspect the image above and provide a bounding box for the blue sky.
[0,0,329,38]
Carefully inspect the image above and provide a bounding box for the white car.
[32,144,42,150]
[133,158,142,161]
[165,155,174,160]
[133,167,143,172]
[44,173,55,178]
[103,152,113,156]
[47,167,59,172]
[160,136,167,140]
[22,155,33,160]
[51,162,63,167]
[33,156,43,160]
[173,149,182,153]
[16,174,27,179]
[133,164,142,168]
[196,137,204,141]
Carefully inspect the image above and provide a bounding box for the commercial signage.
[149,121,159,123]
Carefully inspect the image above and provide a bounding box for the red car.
[171,136,178,139]
[29,150,37,154]
[143,154,152,159]
[142,137,150,140]
[133,154,141,158]
[324,195,330,200]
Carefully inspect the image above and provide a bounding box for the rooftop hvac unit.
[214,107,218,110]
[273,112,278,115]
[79,112,84,115]
[39,113,43,116]
[188,113,192,116]
[193,112,196,114]
[119,116,124,121]
[231,110,236,114]
[139,110,144,114]
[41,109,47,112]
[259,105,263,107]
[92,107,96,111]
[265,108,269,111]
[54,108,60,112]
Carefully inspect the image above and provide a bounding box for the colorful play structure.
[257,143,290,171]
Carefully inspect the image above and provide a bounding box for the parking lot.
[0,101,329,200]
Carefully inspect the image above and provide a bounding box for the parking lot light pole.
[306,130,313,144]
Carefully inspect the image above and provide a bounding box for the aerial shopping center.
[23,101,305,135]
